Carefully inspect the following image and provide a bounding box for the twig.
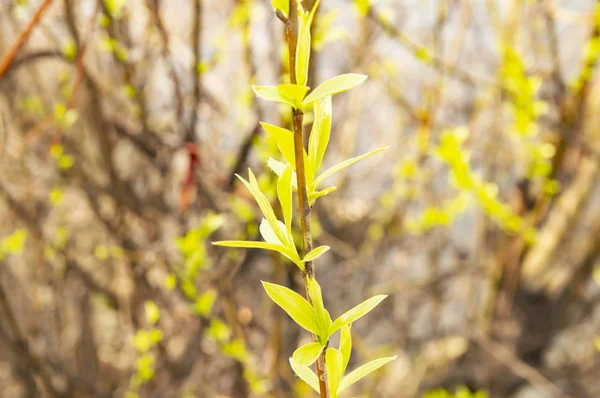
[0,0,55,79]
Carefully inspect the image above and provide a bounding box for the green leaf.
[308,186,337,204]
[313,147,388,189]
[306,277,332,338]
[268,158,298,189]
[271,0,289,19]
[326,348,344,398]
[308,96,332,173]
[277,164,294,239]
[253,84,309,109]
[303,74,367,106]
[212,241,302,268]
[328,295,387,337]
[303,245,330,262]
[259,218,283,245]
[337,356,397,395]
[292,342,324,366]
[339,325,352,374]
[261,122,296,167]
[289,358,320,393]
[237,170,288,245]
[304,150,315,188]
[295,0,320,87]
[262,281,320,334]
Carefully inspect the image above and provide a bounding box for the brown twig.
[0,0,55,79]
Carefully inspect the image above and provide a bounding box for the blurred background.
[1,0,600,397]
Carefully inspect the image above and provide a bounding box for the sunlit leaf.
[212,240,301,268]
[337,356,397,395]
[303,245,330,262]
[308,96,332,173]
[262,281,320,334]
[271,0,289,19]
[289,357,320,393]
[313,147,388,189]
[277,164,294,239]
[326,348,344,398]
[259,218,282,245]
[308,186,337,204]
[261,122,296,167]
[339,325,352,373]
[295,0,320,87]
[253,84,309,109]
[328,295,387,337]
[292,342,324,366]
[268,158,298,188]
[237,170,288,245]
[307,277,332,338]
[303,74,367,105]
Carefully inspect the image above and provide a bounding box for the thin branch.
[0,0,55,79]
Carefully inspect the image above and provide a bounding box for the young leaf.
[339,325,352,374]
[307,277,332,338]
[261,122,296,167]
[326,348,344,398]
[303,245,330,262]
[313,147,388,189]
[271,0,289,19]
[277,164,294,239]
[308,96,332,173]
[262,281,320,334]
[292,342,324,366]
[304,150,315,189]
[303,74,367,105]
[337,356,397,395]
[308,186,337,204]
[237,170,288,245]
[328,295,387,337]
[289,358,320,393]
[259,219,282,245]
[295,0,320,87]
[268,158,298,189]
[253,84,309,109]
[212,241,302,268]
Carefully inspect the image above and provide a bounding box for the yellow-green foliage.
[434,128,534,240]
[500,43,557,191]
[128,300,163,393]
[213,1,396,395]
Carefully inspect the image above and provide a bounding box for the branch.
[0,0,55,79]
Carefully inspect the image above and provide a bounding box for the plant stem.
[285,1,329,396]
[292,107,329,398]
